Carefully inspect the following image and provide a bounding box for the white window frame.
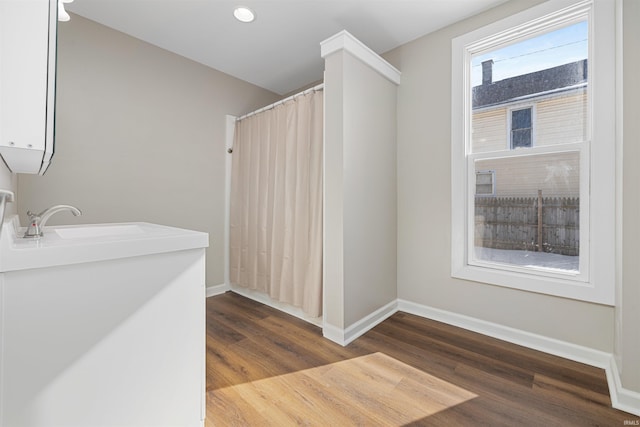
[451,0,616,305]
[508,104,535,149]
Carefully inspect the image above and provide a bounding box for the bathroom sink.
[55,224,144,239]
[0,216,209,272]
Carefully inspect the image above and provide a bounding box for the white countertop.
[0,216,209,272]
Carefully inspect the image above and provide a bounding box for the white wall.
[17,14,280,287]
[323,37,398,335]
[383,0,616,354]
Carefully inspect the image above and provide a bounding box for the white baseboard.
[205,283,230,298]
[321,323,345,345]
[397,299,612,367]
[323,299,398,346]
[397,298,640,416]
[229,285,322,327]
[608,357,640,416]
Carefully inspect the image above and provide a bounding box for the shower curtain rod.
[236,83,324,122]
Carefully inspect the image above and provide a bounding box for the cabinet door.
[0,0,56,174]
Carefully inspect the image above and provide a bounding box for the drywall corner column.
[620,0,640,395]
[321,31,400,345]
[322,50,346,334]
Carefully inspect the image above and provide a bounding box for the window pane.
[512,108,531,129]
[470,21,588,153]
[476,173,492,184]
[511,129,532,148]
[473,151,580,273]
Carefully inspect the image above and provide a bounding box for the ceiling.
[67,0,508,95]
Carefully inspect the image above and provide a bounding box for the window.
[510,107,532,149]
[451,0,616,305]
[475,170,496,196]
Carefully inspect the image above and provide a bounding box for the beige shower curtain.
[229,90,323,317]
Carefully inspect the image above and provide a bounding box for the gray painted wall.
[17,14,280,287]
[342,51,398,326]
[322,51,346,328]
[621,0,640,393]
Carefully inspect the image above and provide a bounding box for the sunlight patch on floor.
[207,352,477,426]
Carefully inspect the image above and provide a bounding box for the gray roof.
[472,59,587,109]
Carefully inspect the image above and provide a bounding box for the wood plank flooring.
[206,292,637,426]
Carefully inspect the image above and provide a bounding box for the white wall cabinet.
[0,0,56,174]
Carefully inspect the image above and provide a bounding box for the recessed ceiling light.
[233,6,255,23]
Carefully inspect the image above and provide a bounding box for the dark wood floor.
[206,292,636,426]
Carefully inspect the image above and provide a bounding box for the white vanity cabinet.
[0,219,208,426]
[0,0,57,174]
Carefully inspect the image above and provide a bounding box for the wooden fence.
[474,192,579,256]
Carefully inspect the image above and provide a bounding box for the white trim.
[588,0,617,307]
[398,299,611,366]
[320,30,401,86]
[609,358,640,417]
[452,0,615,306]
[224,115,235,289]
[397,298,640,416]
[467,0,591,53]
[205,283,230,298]
[613,0,623,369]
[321,69,328,336]
[0,274,4,423]
[229,286,322,327]
[321,323,345,346]
[322,299,398,346]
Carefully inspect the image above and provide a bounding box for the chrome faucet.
[24,205,82,238]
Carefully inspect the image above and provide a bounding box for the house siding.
[536,91,587,146]
[472,90,585,197]
[476,150,580,197]
[472,109,507,152]
[472,90,587,151]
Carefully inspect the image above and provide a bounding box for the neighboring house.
[471,59,587,198]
